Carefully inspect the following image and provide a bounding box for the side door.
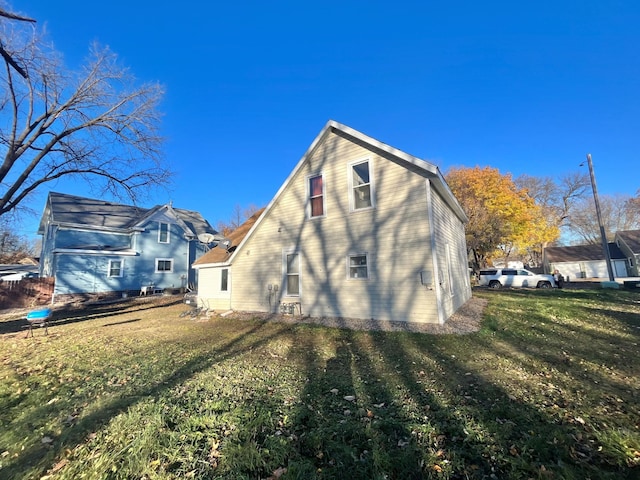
[517,269,531,287]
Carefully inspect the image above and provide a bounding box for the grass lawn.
[0,289,639,479]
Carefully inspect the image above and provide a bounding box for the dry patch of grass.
[0,290,638,479]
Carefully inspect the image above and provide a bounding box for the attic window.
[158,222,170,243]
[349,160,373,211]
[308,174,325,218]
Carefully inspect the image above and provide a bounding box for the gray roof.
[544,242,626,263]
[38,192,215,236]
[616,230,640,254]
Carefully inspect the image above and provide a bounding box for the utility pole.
[585,154,615,282]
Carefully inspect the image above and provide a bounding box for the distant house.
[542,242,628,280]
[194,120,471,324]
[38,192,216,300]
[615,230,640,277]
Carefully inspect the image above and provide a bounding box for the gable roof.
[193,208,265,266]
[544,242,626,263]
[220,120,468,266]
[616,230,640,254]
[37,192,215,237]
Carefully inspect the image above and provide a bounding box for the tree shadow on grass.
[0,320,293,479]
[0,298,180,335]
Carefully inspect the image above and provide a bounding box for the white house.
[194,120,471,324]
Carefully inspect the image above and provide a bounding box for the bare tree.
[0,4,170,219]
[515,172,590,231]
[0,218,37,262]
[216,203,262,236]
[0,5,35,78]
[568,194,640,244]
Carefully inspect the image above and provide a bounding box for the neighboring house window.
[158,222,170,243]
[108,259,123,278]
[284,251,300,296]
[308,174,325,218]
[221,268,228,291]
[349,160,373,210]
[348,253,369,279]
[156,258,173,272]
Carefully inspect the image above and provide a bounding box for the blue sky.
[14,1,640,238]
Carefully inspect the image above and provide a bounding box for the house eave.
[193,261,232,269]
[50,222,143,234]
[53,248,138,256]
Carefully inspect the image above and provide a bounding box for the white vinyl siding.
[230,132,453,322]
[197,267,231,311]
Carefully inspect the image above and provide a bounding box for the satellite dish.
[198,233,217,244]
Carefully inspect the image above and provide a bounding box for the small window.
[156,258,173,273]
[350,160,373,210]
[285,252,300,296]
[308,174,324,218]
[108,259,123,278]
[348,253,369,279]
[221,268,228,292]
[158,222,170,243]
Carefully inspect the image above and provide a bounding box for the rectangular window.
[108,259,123,278]
[309,174,324,218]
[221,268,228,291]
[350,160,373,210]
[158,222,170,243]
[156,258,173,272]
[348,253,368,279]
[286,252,300,295]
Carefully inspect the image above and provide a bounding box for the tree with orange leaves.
[445,166,559,271]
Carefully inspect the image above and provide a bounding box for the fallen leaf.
[267,467,287,479]
[343,395,355,401]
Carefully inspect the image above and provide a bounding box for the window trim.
[155,258,174,273]
[307,172,325,219]
[348,158,375,212]
[108,259,123,278]
[347,252,369,280]
[283,248,300,297]
[158,222,170,244]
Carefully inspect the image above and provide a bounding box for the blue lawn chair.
[26,308,52,337]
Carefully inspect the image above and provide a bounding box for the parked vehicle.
[478,268,556,289]
[0,271,39,281]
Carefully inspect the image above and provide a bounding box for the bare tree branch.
[0,14,171,218]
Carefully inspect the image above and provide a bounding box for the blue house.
[38,192,216,301]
